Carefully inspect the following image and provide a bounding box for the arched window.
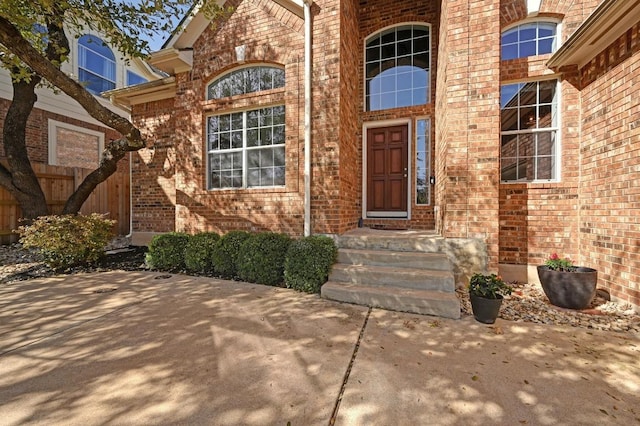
[207,66,285,100]
[365,24,430,111]
[206,66,287,190]
[78,35,116,94]
[501,22,558,60]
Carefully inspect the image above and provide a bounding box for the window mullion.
[242,111,248,189]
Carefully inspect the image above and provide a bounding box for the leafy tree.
[0,0,224,219]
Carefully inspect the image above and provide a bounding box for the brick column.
[435,0,501,271]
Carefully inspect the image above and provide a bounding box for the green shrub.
[237,232,291,286]
[211,230,251,278]
[184,232,220,273]
[284,235,337,293]
[145,232,190,271]
[18,213,115,270]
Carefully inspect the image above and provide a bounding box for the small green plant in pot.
[468,273,512,324]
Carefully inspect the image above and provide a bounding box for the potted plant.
[468,273,512,324]
[537,253,597,310]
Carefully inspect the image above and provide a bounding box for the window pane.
[519,106,536,130]
[502,29,518,44]
[501,44,518,60]
[538,38,554,55]
[126,71,147,86]
[247,129,259,147]
[274,147,285,167]
[501,134,518,158]
[274,167,285,186]
[518,134,535,157]
[537,156,553,180]
[536,132,555,156]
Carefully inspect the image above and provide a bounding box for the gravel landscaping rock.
[458,282,640,333]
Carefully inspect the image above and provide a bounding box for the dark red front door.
[367,125,408,215]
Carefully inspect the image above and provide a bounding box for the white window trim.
[362,118,412,220]
[500,78,562,183]
[362,22,432,112]
[48,119,105,167]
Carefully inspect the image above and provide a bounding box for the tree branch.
[0,15,144,148]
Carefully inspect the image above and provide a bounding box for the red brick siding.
[337,0,361,233]
[131,98,177,233]
[433,0,502,270]
[578,23,640,308]
[498,0,595,268]
[163,0,311,235]
[0,99,123,169]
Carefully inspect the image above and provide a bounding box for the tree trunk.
[0,76,49,219]
[0,16,146,218]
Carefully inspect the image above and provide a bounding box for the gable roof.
[148,0,304,75]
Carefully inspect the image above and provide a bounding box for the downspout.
[303,0,312,236]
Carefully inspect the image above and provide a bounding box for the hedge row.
[146,231,337,293]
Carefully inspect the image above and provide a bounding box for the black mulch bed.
[1,246,149,283]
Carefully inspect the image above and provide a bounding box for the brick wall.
[578,23,640,308]
[140,0,331,236]
[435,0,502,270]
[496,1,640,309]
[131,98,177,235]
[0,99,122,168]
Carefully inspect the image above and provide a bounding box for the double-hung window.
[500,80,558,182]
[206,66,286,190]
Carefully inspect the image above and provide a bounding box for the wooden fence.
[0,163,130,244]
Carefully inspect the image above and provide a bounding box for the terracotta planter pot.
[469,293,503,324]
[537,265,597,310]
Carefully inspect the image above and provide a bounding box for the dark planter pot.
[537,265,598,310]
[469,293,503,324]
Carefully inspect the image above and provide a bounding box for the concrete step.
[337,232,444,253]
[338,248,451,271]
[329,264,454,292]
[321,281,461,319]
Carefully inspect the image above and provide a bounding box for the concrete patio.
[1,271,638,425]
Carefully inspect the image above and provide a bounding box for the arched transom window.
[365,24,430,111]
[501,22,558,60]
[207,66,285,99]
[78,35,116,94]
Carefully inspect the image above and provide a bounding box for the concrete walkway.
[0,272,638,425]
